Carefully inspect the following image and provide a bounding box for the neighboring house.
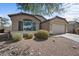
[68,21,79,33]
[8,12,68,34]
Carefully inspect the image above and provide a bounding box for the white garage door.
[52,24,65,34]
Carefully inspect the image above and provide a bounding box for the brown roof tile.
[8,12,46,22]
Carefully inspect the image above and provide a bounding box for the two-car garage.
[51,24,66,34]
[41,16,68,34]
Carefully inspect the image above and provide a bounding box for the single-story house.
[8,12,68,34]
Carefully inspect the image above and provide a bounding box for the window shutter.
[18,21,23,31]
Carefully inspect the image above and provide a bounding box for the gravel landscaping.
[0,36,79,56]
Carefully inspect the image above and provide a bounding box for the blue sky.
[0,3,79,21]
[0,3,20,19]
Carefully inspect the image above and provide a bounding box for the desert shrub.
[23,33,33,39]
[75,28,79,34]
[34,30,49,41]
[11,33,22,42]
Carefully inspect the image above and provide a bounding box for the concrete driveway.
[55,33,79,42]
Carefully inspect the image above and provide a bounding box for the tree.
[0,17,10,29]
[16,3,65,16]
[73,18,79,22]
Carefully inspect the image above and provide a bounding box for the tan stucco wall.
[10,14,41,31]
[41,18,68,33]
[40,21,50,31]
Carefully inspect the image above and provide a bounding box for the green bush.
[34,30,49,41]
[11,33,22,42]
[23,33,33,39]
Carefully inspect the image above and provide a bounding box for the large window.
[23,20,36,31]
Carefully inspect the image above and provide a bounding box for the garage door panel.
[52,24,65,34]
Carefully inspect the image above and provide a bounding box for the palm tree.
[16,3,64,16]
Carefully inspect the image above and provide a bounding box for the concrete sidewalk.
[55,33,79,42]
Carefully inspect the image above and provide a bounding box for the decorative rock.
[31,50,34,52]
[30,52,34,55]
[52,40,55,42]
[72,45,77,49]
[38,52,41,55]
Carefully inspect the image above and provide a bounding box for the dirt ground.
[0,36,79,56]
